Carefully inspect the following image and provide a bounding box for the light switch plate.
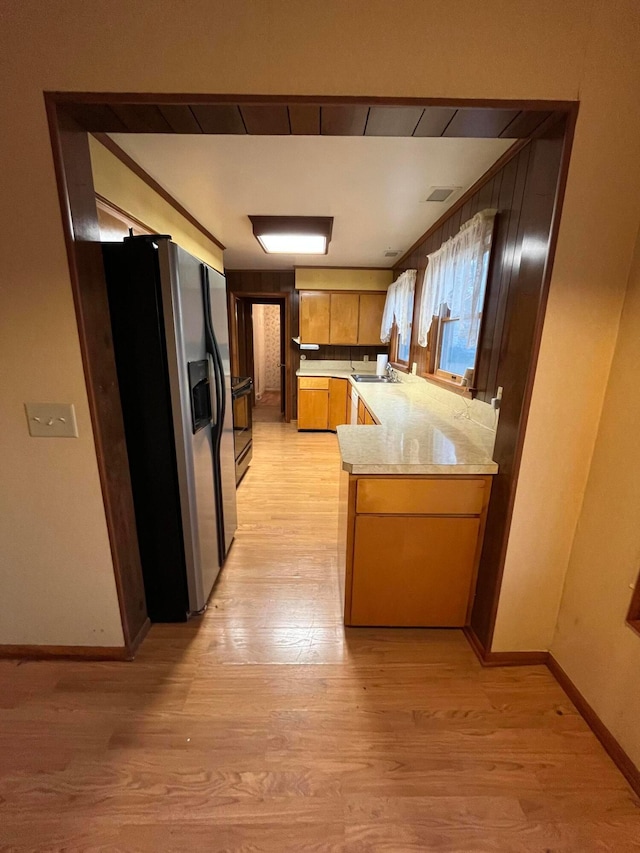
[25,403,78,438]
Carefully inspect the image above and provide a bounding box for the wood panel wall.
[302,345,387,362]
[225,270,299,417]
[394,121,567,650]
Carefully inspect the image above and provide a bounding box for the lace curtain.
[380,269,417,343]
[417,210,496,347]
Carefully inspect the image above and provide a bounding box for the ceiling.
[109,133,514,269]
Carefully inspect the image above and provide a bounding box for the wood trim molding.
[464,629,640,798]
[394,139,527,268]
[50,92,578,111]
[463,625,549,667]
[478,108,579,652]
[548,654,640,799]
[45,96,149,656]
[294,265,392,271]
[127,616,151,658]
[96,193,154,235]
[626,569,640,635]
[395,111,569,269]
[0,644,132,661]
[91,133,226,251]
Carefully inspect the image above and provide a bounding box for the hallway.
[0,421,638,851]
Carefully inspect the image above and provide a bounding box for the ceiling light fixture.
[248,216,333,255]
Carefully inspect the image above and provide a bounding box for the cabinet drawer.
[298,376,330,390]
[356,477,487,516]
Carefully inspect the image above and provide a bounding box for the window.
[417,210,496,386]
[397,328,411,364]
[381,269,416,367]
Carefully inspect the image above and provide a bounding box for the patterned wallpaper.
[261,304,281,390]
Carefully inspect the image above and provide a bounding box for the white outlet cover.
[25,403,78,438]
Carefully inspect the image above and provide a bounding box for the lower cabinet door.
[350,515,480,626]
[328,378,349,431]
[298,389,329,430]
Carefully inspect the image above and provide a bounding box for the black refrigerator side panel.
[102,242,190,621]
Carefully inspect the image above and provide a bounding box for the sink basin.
[352,374,393,383]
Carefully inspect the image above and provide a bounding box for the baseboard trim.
[126,617,151,660]
[548,654,640,799]
[0,644,131,661]
[463,626,549,666]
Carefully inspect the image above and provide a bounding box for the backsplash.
[399,371,498,432]
[302,345,388,361]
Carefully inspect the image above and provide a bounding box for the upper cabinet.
[299,290,387,345]
[299,291,331,344]
[357,293,386,345]
[329,293,360,344]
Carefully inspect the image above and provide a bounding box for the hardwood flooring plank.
[1,421,638,849]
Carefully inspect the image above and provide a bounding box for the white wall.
[549,228,640,769]
[1,1,640,672]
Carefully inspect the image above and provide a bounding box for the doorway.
[252,302,284,422]
[45,93,576,657]
[229,292,290,424]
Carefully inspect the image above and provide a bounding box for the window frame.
[389,321,411,370]
[421,217,496,391]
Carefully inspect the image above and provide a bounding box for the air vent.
[422,186,461,203]
[384,250,400,257]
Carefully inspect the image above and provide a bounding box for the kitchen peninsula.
[298,363,498,628]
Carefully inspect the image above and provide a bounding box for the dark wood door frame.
[43,92,577,658]
[229,292,291,422]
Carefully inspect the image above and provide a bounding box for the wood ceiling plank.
[110,105,173,133]
[321,105,369,135]
[499,110,552,138]
[240,105,290,135]
[190,105,246,134]
[61,103,128,133]
[289,105,321,135]
[158,105,202,133]
[442,108,521,138]
[365,106,425,137]
[413,107,457,137]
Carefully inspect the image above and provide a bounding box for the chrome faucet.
[386,364,398,382]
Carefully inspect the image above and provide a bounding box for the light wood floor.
[1,421,639,851]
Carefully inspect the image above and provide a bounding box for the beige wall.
[90,137,224,272]
[549,229,640,769]
[295,268,392,291]
[491,8,640,651]
[1,0,639,698]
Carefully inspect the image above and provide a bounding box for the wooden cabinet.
[299,292,330,344]
[342,475,492,628]
[298,376,350,431]
[298,377,377,431]
[351,515,480,626]
[328,378,349,431]
[357,293,386,345]
[356,394,376,425]
[298,290,387,345]
[329,293,359,344]
[297,376,329,429]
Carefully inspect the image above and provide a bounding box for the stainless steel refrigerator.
[103,235,237,621]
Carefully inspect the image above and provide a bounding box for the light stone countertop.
[296,362,498,475]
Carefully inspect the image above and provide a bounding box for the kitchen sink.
[352,374,394,383]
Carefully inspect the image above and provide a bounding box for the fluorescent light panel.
[257,233,327,254]
[249,215,333,255]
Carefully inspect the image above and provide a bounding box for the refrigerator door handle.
[201,266,224,432]
[201,263,228,559]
